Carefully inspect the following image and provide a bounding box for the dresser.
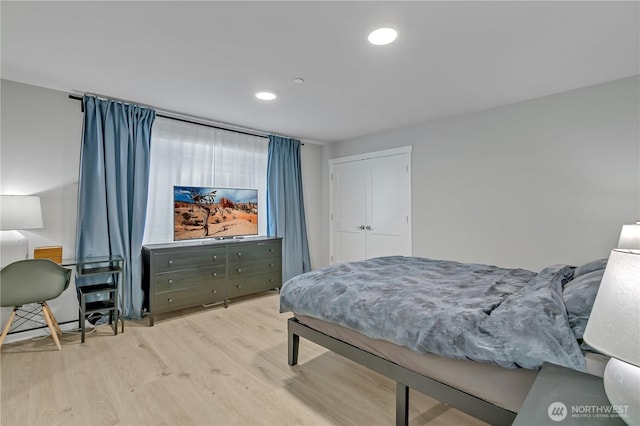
[142,237,282,326]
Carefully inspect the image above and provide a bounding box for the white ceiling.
[2,1,638,144]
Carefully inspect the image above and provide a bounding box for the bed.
[280,255,609,425]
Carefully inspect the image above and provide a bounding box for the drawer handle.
[212,290,217,294]
[168,260,173,265]
[213,255,217,260]
[269,263,274,267]
[237,252,242,257]
[269,278,273,282]
[167,298,173,303]
[237,285,241,289]
[212,272,217,277]
[269,248,273,252]
[237,268,242,273]
[168,279,173,285]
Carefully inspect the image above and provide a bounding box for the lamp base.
[0,230,29,268]
[603,357,640,426]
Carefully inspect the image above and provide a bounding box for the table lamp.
[618,221,640,250]
[0,195,44,266]
[583,248,640,425]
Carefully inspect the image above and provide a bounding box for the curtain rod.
[68,93,269,140]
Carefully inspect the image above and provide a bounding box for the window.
[143,117,268,243]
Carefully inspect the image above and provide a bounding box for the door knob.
[365,225,372,230]
[356,225,365,230]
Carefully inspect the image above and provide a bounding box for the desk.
[61,256,124,342]
[513,363,627,425]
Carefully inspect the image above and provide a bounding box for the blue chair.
[0,259,72,350]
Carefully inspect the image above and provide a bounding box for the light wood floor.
[0,292,486,426]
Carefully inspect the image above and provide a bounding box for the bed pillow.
[563,269,605,340]
[573,258,608,279]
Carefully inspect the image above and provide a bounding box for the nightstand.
[513,362,628,425]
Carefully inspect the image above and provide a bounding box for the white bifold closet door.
[329,146,412,264]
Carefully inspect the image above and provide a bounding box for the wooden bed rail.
[287,317,516,426]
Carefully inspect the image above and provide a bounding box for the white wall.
[323,76,640,271]
[1,79,83,342]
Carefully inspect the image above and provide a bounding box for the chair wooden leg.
[41,303,62,351]
[43,302,62,335]
[0,309,17,347]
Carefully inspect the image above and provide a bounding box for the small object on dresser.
[34,246,63,263]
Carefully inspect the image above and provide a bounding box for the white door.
[330,147,412,264]
[366,155,412,259]
[332,160,368,263]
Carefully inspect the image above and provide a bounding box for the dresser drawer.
[154,265,227,293]
[227,271,282,299]
[153,284,226,313]
[228,258,281,279]
[154,288,205,313]
[154,247,227,272]
[228,241,281,263]
[202,285,226,304]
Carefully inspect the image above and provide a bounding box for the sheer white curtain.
[144,117,268,243]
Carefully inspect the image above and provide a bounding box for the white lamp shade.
[584,249,640,367]
[618,223,640,250]
[0,195,43,230]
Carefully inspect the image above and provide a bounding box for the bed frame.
[287,317,516,426]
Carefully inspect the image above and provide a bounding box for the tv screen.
[173,186,258,241]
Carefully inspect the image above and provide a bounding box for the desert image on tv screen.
[174,186,258,241]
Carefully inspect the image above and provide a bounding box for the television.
[173,185,258,241]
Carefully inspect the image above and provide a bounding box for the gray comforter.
[280,256,586,371]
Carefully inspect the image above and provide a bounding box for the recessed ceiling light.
[255,90,277,101]
[368,27,397,46]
